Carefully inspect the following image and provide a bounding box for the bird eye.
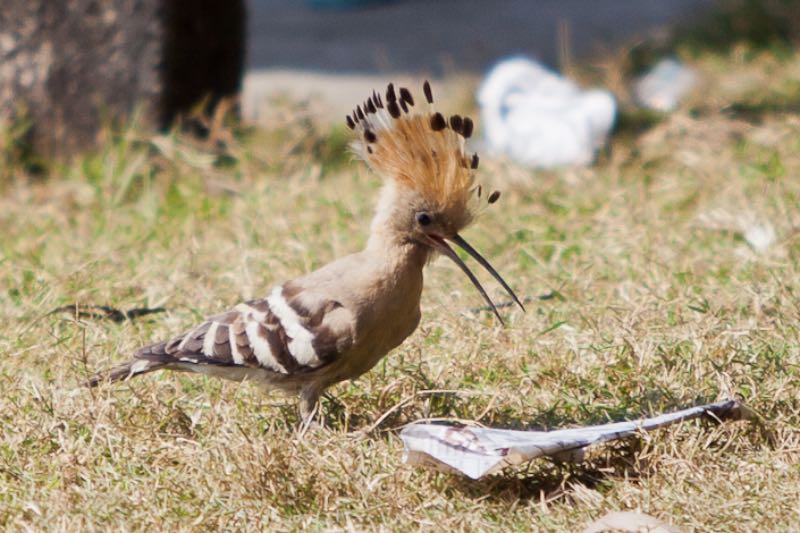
[415,212,432,226]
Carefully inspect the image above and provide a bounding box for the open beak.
[426,233,525,325]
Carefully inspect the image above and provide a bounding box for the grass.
[1,44,800,531]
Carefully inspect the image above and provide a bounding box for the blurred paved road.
[243,0,714,122]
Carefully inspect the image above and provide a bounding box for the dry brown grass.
[0,46,799,531]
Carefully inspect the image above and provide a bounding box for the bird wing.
[136,283,354,375]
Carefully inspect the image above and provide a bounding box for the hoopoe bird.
[88,82,524,423]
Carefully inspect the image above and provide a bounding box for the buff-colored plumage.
[88,82,521,426]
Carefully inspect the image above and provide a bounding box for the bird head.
[348,82,524,323]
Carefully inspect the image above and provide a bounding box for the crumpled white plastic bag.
[478,57,616,168]
[634,58,697,112]
[400,400,746,479]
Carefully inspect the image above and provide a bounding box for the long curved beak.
[426,233,525,325]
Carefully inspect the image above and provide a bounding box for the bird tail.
[85,357,169,387]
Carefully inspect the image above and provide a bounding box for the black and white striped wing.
[136,284,353,375]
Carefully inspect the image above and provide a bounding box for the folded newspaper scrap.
[400,400,748,479]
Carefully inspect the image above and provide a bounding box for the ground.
[0,40,799,531]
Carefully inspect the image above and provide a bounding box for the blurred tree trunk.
[0,0,245,160]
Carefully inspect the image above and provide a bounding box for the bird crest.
[347,82,497,217]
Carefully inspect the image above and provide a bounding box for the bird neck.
[365,225,429,274]
[365,182,430,273]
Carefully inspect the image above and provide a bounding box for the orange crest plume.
[347,82,495,215]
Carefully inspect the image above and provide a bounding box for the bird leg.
[298,386,322,435]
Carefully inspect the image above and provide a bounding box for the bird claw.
[297,417,324,438]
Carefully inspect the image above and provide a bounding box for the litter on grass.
[634,58,697,112]
[400,400,749,479]
[477,56,616,168]
[582,511,684,533]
